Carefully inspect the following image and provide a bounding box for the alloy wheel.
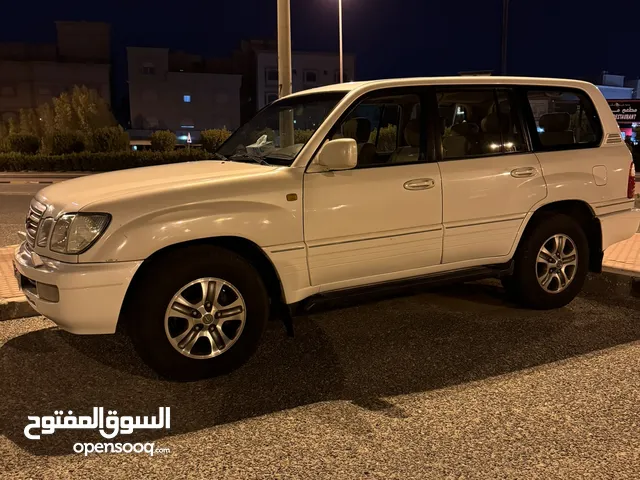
[164,277,246,359]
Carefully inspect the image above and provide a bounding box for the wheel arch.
[518,200,603,273]
[117,236,287,331]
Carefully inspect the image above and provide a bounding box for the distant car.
[14,76,640,381]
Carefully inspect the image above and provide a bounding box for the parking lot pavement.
[0,278,638,479]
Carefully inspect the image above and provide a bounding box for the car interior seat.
[538,112,575,146]
[389,119,421,164]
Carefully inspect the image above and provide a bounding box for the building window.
[1,86,16,97]
[265,93,278,105]
[183,94,191,103]
[142,63,155,75]
[265,68,278,84]
[304,70,318,84]
[38,86,51,96]
[180,118,194,128]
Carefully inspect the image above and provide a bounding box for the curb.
[0,172,92,185]
[0,297,37,322]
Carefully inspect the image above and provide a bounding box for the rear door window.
[525,89,602,150]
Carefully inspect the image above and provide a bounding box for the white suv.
[14,77,639,380]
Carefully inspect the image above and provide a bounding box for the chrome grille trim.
[25,199,46,247]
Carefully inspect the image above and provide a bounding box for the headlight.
[50,213,111,254]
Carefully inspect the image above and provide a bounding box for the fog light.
[36,282,59,302]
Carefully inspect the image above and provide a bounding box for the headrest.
[450,122,479,136]
[481,113,504,134]
[404,119,420,147]
[539,112,571,132]
[342,117,371,143]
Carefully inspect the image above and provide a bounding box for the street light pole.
[501,0,510,75]
[338,0,344,83]
[277,0,293,98]
[276,0,294,146]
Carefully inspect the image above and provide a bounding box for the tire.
[507,213,589,310]
[122,245,269,381]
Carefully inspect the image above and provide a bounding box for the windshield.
[217,92,346,166]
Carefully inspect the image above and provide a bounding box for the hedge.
[150,130,176,152]
[89,126,130,153]
[8,134,40,154]
[46,131,86,155]
[200,128,232,152]
[0,150,212,173]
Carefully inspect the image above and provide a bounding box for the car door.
[303,88,443,288]
[434,87,548,264]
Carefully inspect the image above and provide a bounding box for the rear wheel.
[123,245,269,381]
[506,214,589,309]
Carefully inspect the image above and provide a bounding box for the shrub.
[89,126,130,152]
[7,133,40,154]
[46,131,86,155]
[200,128,232,152]
[294,129,314,144]
[150,130,176,152]
[0,150,211,173]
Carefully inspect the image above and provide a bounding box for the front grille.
[25,199,46,247]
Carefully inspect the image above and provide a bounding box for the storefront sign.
[608,101,640,123]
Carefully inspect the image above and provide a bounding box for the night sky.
[1,0,637,101]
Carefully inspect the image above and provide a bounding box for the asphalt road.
[0,276,638,479]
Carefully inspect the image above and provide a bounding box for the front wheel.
[506,214,589,309]
[123,245,269,381]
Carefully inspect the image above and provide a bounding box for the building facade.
[0,21,111,124]
[234,40,356,123]
[127,47,242,144]
[596,72,639,100]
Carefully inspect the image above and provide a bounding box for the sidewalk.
[1,234,639,322]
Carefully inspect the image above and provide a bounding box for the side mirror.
[315,138,357,171]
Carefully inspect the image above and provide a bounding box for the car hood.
[36,160,277,215]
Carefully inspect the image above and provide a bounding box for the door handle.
[510,167,537,178]
[404,178,436,190]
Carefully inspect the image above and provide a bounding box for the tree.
[53,92,76,132]
[18,109,40,136]
[37,103,55,138]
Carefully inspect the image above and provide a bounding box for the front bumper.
[13,242,142,334]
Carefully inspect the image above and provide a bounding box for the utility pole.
[338,0,343,83]
[277,0,294,146]
[501,0,510,75]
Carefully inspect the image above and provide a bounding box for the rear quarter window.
[525,88,603,151]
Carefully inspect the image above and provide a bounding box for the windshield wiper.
[212,152,228,161]
[228,153,271,166]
